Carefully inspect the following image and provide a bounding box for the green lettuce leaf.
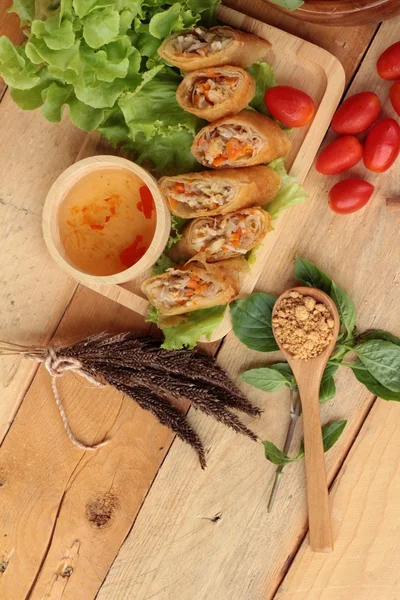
[31,15,75,50]
[119,66,203,140]
[265,158,309,219]
[161,305,227,350]
[0,37,41,89]
[267,0,304,10]
[247,61,276,115]
[82,7,120,49]
[130,128,202,175]
[152,253,175,275]
[8,0,35,25]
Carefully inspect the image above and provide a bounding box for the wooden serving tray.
[84,5,345,342]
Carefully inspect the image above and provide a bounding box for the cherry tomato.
[331,92,381,135]
[329,178,374,215]
[363,118,400,173]
[264,85,316,128]
[377,41,400,80]
[316,136,363,175]
[390,81,400,117]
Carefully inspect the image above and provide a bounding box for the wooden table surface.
[0,1,399,599]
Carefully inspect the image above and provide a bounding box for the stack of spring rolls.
[142,26,292,317]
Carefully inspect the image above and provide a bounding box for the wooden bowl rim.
[42,155,171,285]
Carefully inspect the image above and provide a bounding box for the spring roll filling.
[198,124,263,167]
[174,27,233,57]
[191,74,240,109]
[147,268,223,310]
[166,180,237,212]
[191,210,264,257]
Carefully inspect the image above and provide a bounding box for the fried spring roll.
[158,26,270,72]
[176,66,255,121]
[192,110,291,168]
[175,208,271,262]
[159,166,281,219]
[142,259,243,316]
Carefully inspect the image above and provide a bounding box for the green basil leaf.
[330,281,356,336]
[351,359,400,401]
[294,255,332,294]
[263,441,298,466]
[230,293,278,352]
[354,340,400,393]
[298,419,346,458]
[319,376,336,404]
[322,420,347,451]
[358,330,400,347]
[239,364,293,392]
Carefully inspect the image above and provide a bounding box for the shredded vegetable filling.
[198,124,263,167]
[174,27,233,57]
[167,180,236,212]
[148,268,223,309]
[191,210,264,259]
[192,75,239,109]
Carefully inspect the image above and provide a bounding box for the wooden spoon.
[272,286,340,553]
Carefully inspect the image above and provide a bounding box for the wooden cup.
[42,156,171,285]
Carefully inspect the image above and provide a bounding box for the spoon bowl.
[272,286,340,552]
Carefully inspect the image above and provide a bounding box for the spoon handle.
[298,373,333,553]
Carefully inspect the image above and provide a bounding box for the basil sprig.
[230,256,400,509]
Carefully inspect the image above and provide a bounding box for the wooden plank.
[0,6,382,600]
[222,0,378,84]
[97,16,400,600]
[0,287,188,600]
[0,94,89,441]
[275,400,400,600]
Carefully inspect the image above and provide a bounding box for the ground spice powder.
[273,291,334,360]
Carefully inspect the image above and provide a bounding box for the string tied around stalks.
[0,340,108,451]
[0,333,261,468]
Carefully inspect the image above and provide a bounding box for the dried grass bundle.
[0,333,261,468]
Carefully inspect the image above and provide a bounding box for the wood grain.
[222,0,378,84]
[0,5,393,600]
[0,287,188,600]
[275,400,400,600]
[97,16,400,600]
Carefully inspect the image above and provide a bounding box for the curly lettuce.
[1,0,220,171]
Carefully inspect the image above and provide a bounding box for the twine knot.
[39,348,109,452]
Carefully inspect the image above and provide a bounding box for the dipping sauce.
[58,168,156,276]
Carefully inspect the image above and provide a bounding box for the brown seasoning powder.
[273,291,334,360]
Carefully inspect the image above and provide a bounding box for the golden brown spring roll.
[158,26,270,72]
[159,166,280,219]
[142,260,241,316]
[192,110,291,168]
[176,66,255,121]
[174,208,271,262]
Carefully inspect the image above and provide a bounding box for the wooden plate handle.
[84,282,150,317]
[297,373,333,553]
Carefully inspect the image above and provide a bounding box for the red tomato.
[377,41,400,80]
[316,136,363,175]
[363,118,400,173]
[264,85,316,128]
[331,92,381,135]
[390,81,400,116]
[329,178,374,215]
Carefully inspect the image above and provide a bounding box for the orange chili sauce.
[58,168,156,276]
